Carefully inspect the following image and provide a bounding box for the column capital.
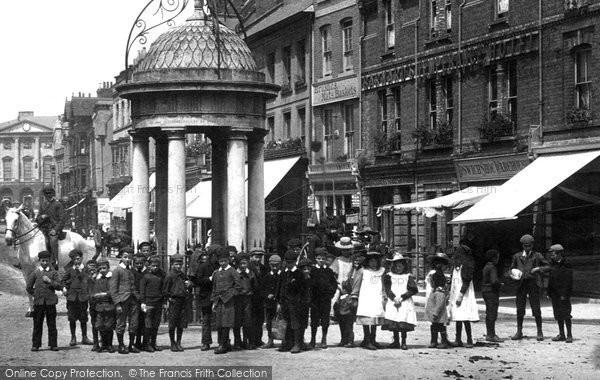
[248,129,269,143]
[165,129,186,140]
[228,132,247,141]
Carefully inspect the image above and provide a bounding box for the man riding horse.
[36,185,65,270]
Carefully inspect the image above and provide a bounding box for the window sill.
[425,34,452,47]
[380,51,395,61]
[480,136,517,144]
[294,81,307,91]
[489,18,509,31]
[280,87,293,96]
[422,143,452,151]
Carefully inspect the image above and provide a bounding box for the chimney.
[18,111,34,121]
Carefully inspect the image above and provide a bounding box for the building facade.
[358,0,600,295]
[0,111,55,219]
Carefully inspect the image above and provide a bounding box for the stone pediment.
[0,120,54,135]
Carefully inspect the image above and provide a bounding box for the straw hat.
[335,236,354,250]
[426,252,450,264]
[387,252,408,262]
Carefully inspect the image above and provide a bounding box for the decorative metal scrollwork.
[125,0,191,74]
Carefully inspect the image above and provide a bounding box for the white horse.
[4,207,94,316]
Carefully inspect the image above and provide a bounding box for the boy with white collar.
[233,253,258,350]
[89,258,116,353]
[109,247,139,354]
[309,248,337,349]
[26,250,62,352]
[62,249,93,347]
[261,254,282,349]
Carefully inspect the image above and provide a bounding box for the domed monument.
[117,0,279,254]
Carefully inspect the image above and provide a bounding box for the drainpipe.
[458,0,466,154]
[413,0,421,257]
[538,0,543,139]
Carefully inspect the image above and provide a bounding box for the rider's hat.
[42,185,55,195]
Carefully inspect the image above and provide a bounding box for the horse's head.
[4,206,23,246]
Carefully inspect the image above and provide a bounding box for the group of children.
[26,235,575,354]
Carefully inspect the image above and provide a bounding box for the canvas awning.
[101,173,156,212]
[186,156,302,219]
[379,186,498,218]
[451,150,600,224]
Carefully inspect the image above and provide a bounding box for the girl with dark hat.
[424,253,451,349]
[352,250,386,350]
[382,252,418,349]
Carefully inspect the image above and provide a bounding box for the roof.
[245,0,313,38]
[66,97,99,118]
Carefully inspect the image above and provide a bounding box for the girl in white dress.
[351,250,385,350]
[448,242,479,348]
[382,252,418,349]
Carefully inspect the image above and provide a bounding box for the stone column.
[154,135,169,254]
[130,132,150,248]
[167,130,187,255]
[247,133,265,251]
[226,133,247,251]
[210,135,227,246]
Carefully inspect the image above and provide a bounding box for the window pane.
[498,0,509,14]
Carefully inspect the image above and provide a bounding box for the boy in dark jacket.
[482,249,503,342]
[212,248,242,354]
[191,251,214,351]
[140,255,165,352]
[309,248,338,349]
[249,248,268,347]
[261,254,282,348]
[62,249,93,347]
[547,244,574,343]
[163,253,192,352]
[89,258,116,353]
[132,254,146,350]
[109,247,139,354]
[233,253,259,350]
[26,250,62,351]
[84,259,100,351]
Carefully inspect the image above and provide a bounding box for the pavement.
[413,288,600,324]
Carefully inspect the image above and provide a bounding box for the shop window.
[384,0,395,49]
[296,40,306,84]
[3,158,12,181]
[574,48,591,110]
[342,19,353,71]
[23,157,33,181]
[426,192,438,247]
[343,103,354,156]
[321,25,332,76]
[81,168,87,188]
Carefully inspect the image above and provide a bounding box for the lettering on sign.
[455,154,530,182]
[362,31,538,91]
[313,77,359,106]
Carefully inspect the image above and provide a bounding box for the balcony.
[111,162,130,178]
[308,161,353,175]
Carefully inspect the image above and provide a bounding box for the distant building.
[0,111,56,218]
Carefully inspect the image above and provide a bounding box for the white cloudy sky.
[0,0,196,122]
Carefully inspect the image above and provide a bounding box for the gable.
[0,119,55,135]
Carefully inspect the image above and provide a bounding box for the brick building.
[309,0,362,227]
[358,0,600,295]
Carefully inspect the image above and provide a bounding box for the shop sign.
[98,212,111,227]
[313,77,359,106]
[455,154,530,182]
[351,192,361,208]
[96,197,109,211]
[362,31,538,91]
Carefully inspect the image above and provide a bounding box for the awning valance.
[101,173,156,212]
[451,150,600,224]
[186,156,302,219]
[379,186,498,218]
